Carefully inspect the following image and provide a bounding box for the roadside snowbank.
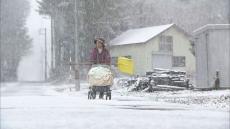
[46,81,230,111]
[118,88,230,111]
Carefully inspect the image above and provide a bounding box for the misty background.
[0,0,229,82]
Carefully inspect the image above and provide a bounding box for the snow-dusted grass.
[117,87,230,111]
[49,81,230,111]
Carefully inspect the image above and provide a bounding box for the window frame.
[172,56,186,67]
[159,35,173,52]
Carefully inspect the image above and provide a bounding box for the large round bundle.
[88,66,114,86]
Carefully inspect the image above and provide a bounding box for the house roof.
[193,24,230,35]
[110,24,176,46]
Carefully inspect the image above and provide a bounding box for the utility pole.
[0,0,2,82]
[41,16,52,80]
[74,0,80,91]
[44,28,47,81]
[39,27,48,81]
[51,17,54,70]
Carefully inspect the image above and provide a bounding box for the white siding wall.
[195,33,209,88]
[145,38,159,72]
[162,27,195,74]
[195,27,230,89]
[110,43,147,75]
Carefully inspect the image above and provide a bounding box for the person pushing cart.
[88,37,113,100]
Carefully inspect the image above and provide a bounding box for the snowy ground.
[1,82,230,129]
[118,88,230,111]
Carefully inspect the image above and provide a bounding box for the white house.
[109,24,195,76]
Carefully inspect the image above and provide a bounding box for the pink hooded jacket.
[90,47,111,65]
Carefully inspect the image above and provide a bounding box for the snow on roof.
[110,24,174,46]
[193,24,230,35]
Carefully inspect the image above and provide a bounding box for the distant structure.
[109,24,195,76]
[193,24,230,89]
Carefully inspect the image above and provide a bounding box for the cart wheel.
[106,91,111,100]
[99,92,104,99]
[106,94,108,100]
[106,94,111,100]
[88,90,93,100]
[88,91,91,99]
[88,93,90,99]
[92,91,96,99]
[109,94,111,100]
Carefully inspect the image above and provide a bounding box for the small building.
[193,24,230,89]
[109,24,195,76]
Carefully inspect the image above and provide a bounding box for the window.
[173,56,186,67]
[159,35,173,52]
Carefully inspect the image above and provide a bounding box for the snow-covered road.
[1,82,229,129]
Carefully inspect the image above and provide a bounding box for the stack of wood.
[118,68,192,92]
[147,68,189,88]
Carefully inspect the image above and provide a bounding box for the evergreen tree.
[0,0,32,81]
